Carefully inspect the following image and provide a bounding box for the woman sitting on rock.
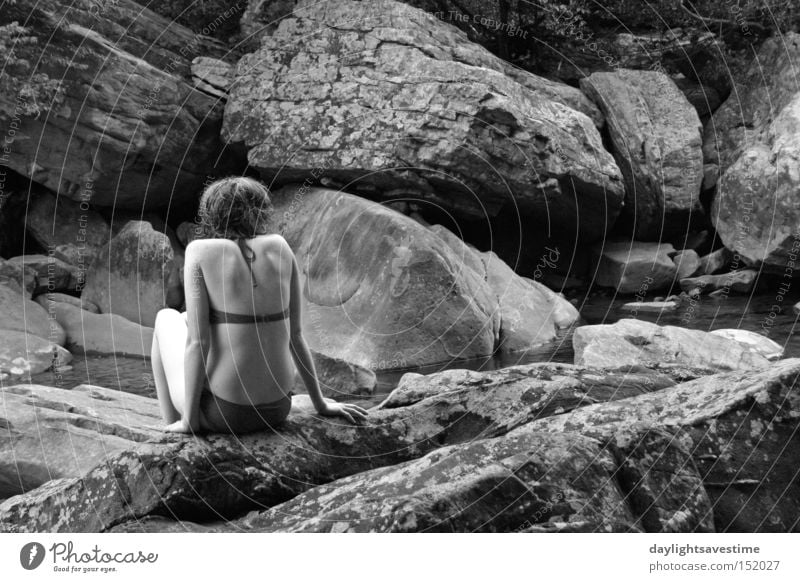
[152,176,368,434]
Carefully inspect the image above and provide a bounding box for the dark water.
[28,292,800,407]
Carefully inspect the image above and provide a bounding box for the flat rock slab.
[0,362,691,532]
[530,359,800,532]
[0,384,161,499]
[573,319,771,372]
[679,270,758,294]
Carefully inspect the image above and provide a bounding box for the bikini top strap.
[237,238,258,288]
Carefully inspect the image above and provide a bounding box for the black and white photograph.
[0,0,799,579]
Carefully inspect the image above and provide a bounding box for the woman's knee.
[154,308,182,330]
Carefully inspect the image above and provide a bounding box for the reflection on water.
[28,293,800,407]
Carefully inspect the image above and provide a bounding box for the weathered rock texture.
[0,384,161,499]
[580,69,703,240]
[0,284,65,345]
[0,363,689,532]
[82,221,183,327]
[573,319,771,372]
[266,186,576,369]
[0,331,71,378]
[591,241,677,294]
[0,0,234,210]
[223,0,623,241]
[24,192,110,267]
[705,33,800,271]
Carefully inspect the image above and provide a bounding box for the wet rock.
[580,69,703,240]
[34,293,100,314]
[706,33,800,271]
[679,270,758,295]
[82,221,183,327]
[7,255,82,294]
[223,0,623,241]
[709,329,783,361]
[0,331,71,378]
[0,384,161,499]
[573,319,771,372]
[531,359,800,532]
[50,302,154,358]
[591,241,677,294]
[0,284,65,345]
[0,0,232,210]
[0,361,690,532]
[23,191,109,267]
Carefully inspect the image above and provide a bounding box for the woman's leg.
[152,308,188,422]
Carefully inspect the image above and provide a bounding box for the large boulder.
[266,186,576,369]
[0,259,37,298]
[580,69,704,240]
[531,359,800,532]
[0,362,689,532]
[0,331,71,378]
[0,0,234,210]
[573,319,771,372]
[705,33,800,271]
[0,284,65,345]
[223,0,624,242]
[81,221,183,327]
[23,191,110,267]
[0,384,161,499]
[591,241,677,294]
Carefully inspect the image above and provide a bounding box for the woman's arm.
[181,242,211,431]
[286,244,367,424]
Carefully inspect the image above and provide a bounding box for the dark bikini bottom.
[199,384,293,435]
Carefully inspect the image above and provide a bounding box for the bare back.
[186,234,296,405]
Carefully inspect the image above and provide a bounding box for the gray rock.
[176,221,204,247]
[294,352,377,399]
[7,255,82,294]
[698,247,733,275]
[531,359,800,532]
[0,361,688,532]
[591,241,677,294]
[580,69,703,240]
[680,270,758,295]
[0,331,71,378]
[82,221,183,327]
[34,293,100,314]
[620,300,678,314]
[0,284,65,345]
[709,329,784,361]
[672,249,701,279]
[0,259,37,298]
[191,57,234,100]
[0,384,161,499]
[23,191,109,267]
[223,0,624,241]
[573,319,770,372]
[0,0,232,210]
[706,33,800,271]
[50,302,154,358]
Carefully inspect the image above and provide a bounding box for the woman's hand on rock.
[319,402,369,424]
